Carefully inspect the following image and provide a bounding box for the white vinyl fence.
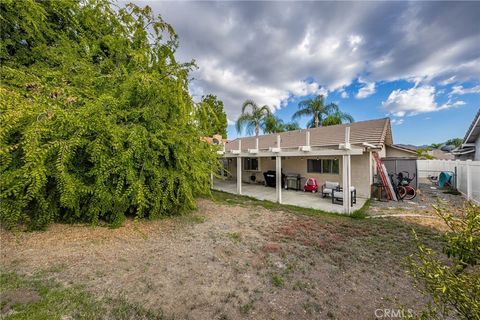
[417,159,480,203]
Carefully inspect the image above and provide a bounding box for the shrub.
[407,203,480,319]
[0,1,219,229]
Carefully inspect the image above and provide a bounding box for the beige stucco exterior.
[385,145,417,158]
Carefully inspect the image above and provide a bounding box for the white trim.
[464,114,480,143]
[222,148,363,158]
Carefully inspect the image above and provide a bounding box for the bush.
[0,1,219,229]
[407,203,480,319]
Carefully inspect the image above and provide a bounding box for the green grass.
[271,274,284,287]
[228,232,241,242]
[211,190,349,220]
[0,272,168,320]
[350,198,371,219]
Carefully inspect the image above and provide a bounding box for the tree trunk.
[255,124,259,136]
[314,113,319,128]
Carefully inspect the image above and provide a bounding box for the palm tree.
[292,95,353,128]
[263,114,284,134]
[263,114,301,134]
[236,100,271,136]
[321,103,354,126]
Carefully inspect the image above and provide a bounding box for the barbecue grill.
[263,170,285,188]
[285,174,301,190]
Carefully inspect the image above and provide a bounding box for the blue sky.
[140,1,480,145]
[227,80,480,145]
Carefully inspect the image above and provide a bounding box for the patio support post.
[276,134,282,204]
[237,140,242,195]
[342,127,352,214]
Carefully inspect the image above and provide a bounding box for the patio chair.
[321,181,340,198]
[332,186,356,207]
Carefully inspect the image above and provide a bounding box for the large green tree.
[235,99,271,136]
[293,95,354,128]
[196,94,227,138]
[0,0,218,229]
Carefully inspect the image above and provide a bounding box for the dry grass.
[1,193,444,319]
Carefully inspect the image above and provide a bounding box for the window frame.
[306,158,339,174]
[244,157,260,171]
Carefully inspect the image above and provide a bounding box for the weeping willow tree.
[0,0,219,229]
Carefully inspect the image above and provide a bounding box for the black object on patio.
[263,170,286,188]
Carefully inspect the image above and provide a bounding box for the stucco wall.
[225,153,373,198]
[385,145,417,158]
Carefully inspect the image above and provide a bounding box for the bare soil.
[1,198,442,319]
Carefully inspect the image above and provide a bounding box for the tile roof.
[225,118,392,151]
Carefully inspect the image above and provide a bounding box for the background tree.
[0,0,219,229]
[196,94,227,138]
[322,103,354,126]
[445,138,462,148]
[293,95,354,128]
[236,100,271,136]
[263,114,300,133]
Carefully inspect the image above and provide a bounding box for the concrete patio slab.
[212,179,366,214]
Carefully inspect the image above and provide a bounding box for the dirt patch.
[0,288,41,315]
[368,183,469,231]
[1,199,440,319]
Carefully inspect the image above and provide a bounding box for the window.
[244,158,259,171]
[307,159,339,174]
[307,159,322,173]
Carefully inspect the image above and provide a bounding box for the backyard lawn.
[0,191,445,319]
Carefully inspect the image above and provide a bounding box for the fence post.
[455,160,461,190]
[466,160,472,200]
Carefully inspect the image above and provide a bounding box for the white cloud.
[348,35,363,52]
[391,118,404,125]
[383,86,438,116]
[147,1,480,122]
[356,78,376,99]
[340,89,349,99]
[449,85,480,96]
[382,86,466,117]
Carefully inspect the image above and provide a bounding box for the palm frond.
[236,113,254,133]
[241,99,257,114]
[292,108,313,120]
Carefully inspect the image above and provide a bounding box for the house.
[453,109,480,160]
[217,118,416,213]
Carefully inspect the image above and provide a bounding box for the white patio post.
[455,160,461,190]
[237,140,242,195]
[276,134,282,204]
[466,159,472,200]
[342,127,352,214]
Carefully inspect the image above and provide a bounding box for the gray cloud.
[132,1,480,121]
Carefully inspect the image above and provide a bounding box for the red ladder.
[372,151,397,201]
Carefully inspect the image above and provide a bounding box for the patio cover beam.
[341,127,352,214]
[221,148,363,158]
[237,156,242,195]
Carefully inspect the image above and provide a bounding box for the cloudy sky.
[133,1,479,145]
